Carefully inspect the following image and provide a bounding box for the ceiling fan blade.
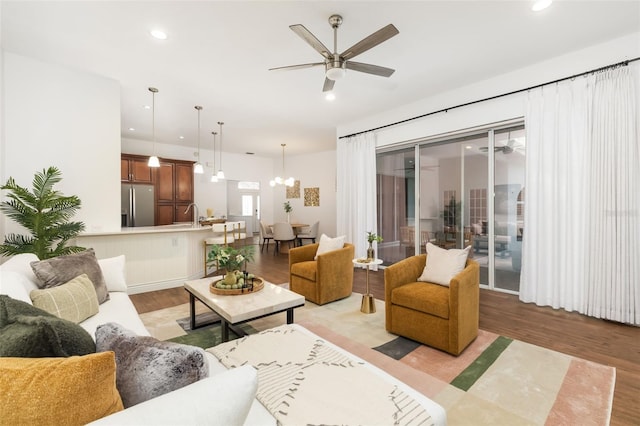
[341,24,399,60]
[290,24,331,59]
[269,62,324,71]
[345,61,395,77]
[323,77,336,92]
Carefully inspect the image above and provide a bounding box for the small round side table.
[352,258,383,314]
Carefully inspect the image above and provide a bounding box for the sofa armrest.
[289,243,319,266]
[448,259,480,346]
[89,365,258,425]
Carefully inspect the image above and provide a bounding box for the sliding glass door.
[376,124,525,293]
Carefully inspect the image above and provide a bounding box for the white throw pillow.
[88,365,258,426]
[314,234,346,260]
[418,243,471,286]
[98,255,128,292]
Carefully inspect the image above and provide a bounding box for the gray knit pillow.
[95,322,209,408]
[30,249,109,304]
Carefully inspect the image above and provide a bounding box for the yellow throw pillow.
[0,352,123,425]
[30,273,99,323]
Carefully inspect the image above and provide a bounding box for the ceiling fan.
[269,14,399,92]
[479,139,523,154]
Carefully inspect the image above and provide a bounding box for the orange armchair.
[384,254,480,356]
[289,243,355,305]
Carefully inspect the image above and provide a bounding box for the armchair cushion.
[290,261,317,282]
[418,243,471,286]
[314,234,345,259]
[390,282,450,319]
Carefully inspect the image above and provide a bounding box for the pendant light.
[210,131,218,183]
[193,106,204,174]
[270,143,295,187]
[147,87,160,167]
[216,121,225,180]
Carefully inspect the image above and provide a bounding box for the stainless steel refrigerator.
[121,184,155,227]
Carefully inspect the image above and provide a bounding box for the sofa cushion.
[0,295,96,357]
[0,352,124,425]
[31,248,110,304]
[290,260,317,282]
[0,253,40,286]
[0,269,34,304]
[98,255,128,292]
[30,274,99,323]
[418,243,471,286]
[88,365,258,426]
[95,322,209,408]
[314,233,345,260]
[391,281,450,319]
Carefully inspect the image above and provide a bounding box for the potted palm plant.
[0,167,85,259]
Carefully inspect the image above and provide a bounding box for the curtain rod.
[338,56,640,140]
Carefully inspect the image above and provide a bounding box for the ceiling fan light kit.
[270,14,399,92]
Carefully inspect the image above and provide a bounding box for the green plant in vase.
[284,201,293,223]
[207,244,255,288]
[366,231,383,260]
[0,166,85,259]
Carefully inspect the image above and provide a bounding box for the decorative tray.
[209,276,264,295]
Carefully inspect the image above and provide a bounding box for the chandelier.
[193,105,204,174]
[147,87,160,167]
[270,143,294,187]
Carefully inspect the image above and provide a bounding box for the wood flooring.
[129,242,639,425]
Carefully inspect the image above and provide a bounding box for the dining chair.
[259,220,274,252]
[296,221,319,246]
[272,222,296,255]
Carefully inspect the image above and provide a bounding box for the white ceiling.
[2,1,639,158]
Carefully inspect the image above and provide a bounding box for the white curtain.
[521,67,640,325]
[336,132,378,263]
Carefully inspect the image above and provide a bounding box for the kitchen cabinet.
[121,155,153,183]
[155,159,194,225]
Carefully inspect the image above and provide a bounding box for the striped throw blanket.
[208,324,435,426]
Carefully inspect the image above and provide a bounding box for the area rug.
[139,292,615,425]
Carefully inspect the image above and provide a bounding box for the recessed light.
[466,145,473,150]
[179,136,185,140]
[532,0,552,11]
[325,92,336,101]
[150,29,168,40]
[128,127,135,131]
[143,105,151,110]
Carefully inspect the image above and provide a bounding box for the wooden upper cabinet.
[156,162,175,203]
[121,155,153,183]
[175,163,193,203]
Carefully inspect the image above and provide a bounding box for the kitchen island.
[77,224,212,294]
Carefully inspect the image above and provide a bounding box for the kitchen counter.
[80,223,212,237]
[77,224,213,294]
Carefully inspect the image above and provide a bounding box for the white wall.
[1,52,121,236]
[338,32,640,147]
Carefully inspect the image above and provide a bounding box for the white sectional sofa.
[0,253,446,425]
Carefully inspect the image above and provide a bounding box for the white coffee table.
[184,277,305,342]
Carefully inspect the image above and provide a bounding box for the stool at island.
[352,258,383,314]
[203,223,235,277]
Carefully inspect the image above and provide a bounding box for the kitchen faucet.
[184,203,199,227]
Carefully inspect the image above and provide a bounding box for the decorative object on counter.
[193,106,204,174]
[286,180,300,199]
[304,187,320,206]
[216,122,225,180]
[0,166,85,259]
[366,231,383,260]
[210,131,219,182]
[147,87,160,167]
[283,201,293,223]
[207,244,255,286]
[270,144,294,187]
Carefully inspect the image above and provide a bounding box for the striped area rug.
[139,291,615,425]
